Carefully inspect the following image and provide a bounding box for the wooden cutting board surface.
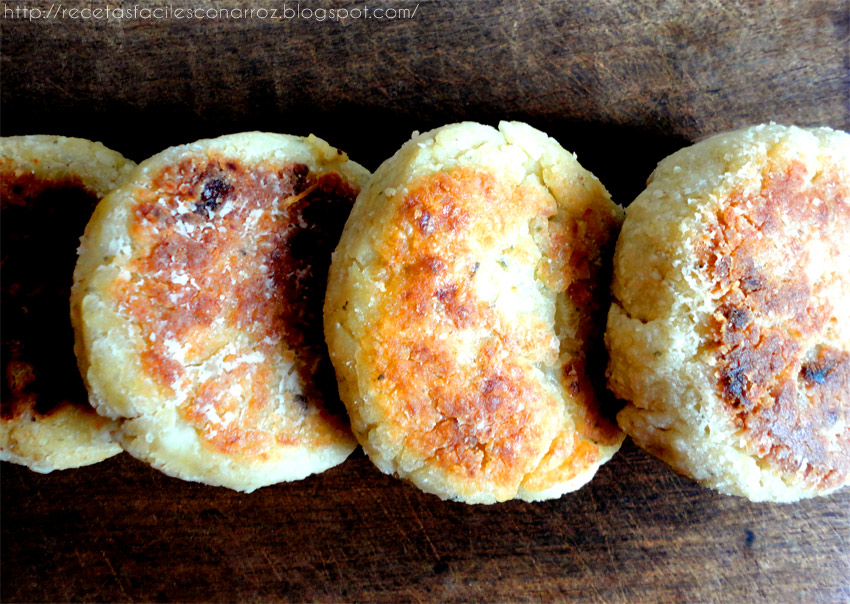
[1,1,848,602]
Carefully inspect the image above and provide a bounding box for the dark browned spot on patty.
[1,169,100,420]
[801,348,847,386]
[118,154,358,454]
[401,171,470,238]
[269,170,359,423]
[699,158,850,489]
[195,178,233,215]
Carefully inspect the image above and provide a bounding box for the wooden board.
[1,1,848,601]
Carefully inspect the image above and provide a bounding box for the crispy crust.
[325,121,625,503]
[73,133,368,491]
[607,124,850,502]
[1,135,132,472]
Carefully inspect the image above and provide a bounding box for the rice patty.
[1,135,131,472]
[73,133,367,491]
[325,122,625,503]
[607,124,850,502]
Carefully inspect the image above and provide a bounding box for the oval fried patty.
[325,122,625,503]
[1,135,131,472]
[73,133,368,491]
[607,124,850,502]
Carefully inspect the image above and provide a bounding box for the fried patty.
[607,124,850,502]
[325,122,625,503]
[1,135,132,472]
[73,133,368,491]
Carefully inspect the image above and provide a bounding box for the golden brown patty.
[607,123,850,502]
[1,135,132,471]
[325,121,625,503]
[73,133,368,491]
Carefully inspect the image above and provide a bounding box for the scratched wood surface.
[1,1,849,602]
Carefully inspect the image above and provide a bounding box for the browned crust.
[698,158,850,489]
[114,154,358,458]
[359,167,621,492]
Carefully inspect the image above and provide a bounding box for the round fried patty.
[607,124,850,502]
[73,133,368,491]
[1,135,131,472]
[325,122,625,503]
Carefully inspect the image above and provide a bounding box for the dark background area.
[2,0,849,601]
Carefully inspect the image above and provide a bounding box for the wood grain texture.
[1,0,849,602]
[2,445,849,603]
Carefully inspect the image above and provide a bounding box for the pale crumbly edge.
[72,132,368,491]
[0,135,136,197]
[0,407,121,473]
[325,121,625,503]
[606,123,850,502]
[0,135,134,471]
